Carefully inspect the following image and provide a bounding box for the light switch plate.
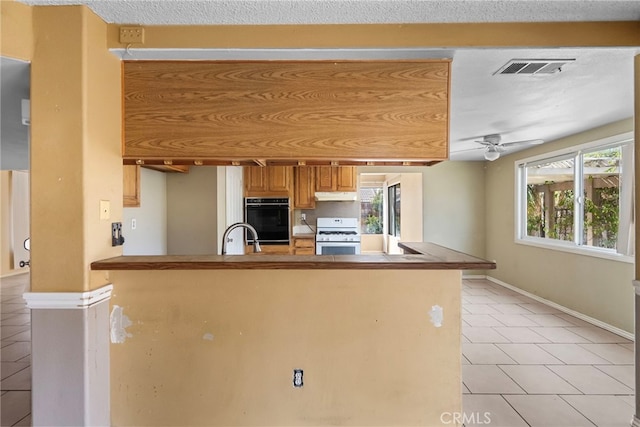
[100,200,110,220]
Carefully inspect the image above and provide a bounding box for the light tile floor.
[0,275,635,426]
[462,278,635,427]
[1,273,31,427]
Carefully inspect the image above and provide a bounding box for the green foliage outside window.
[584,185,619,249]
[364,189,383,234]
[526,183,620,248]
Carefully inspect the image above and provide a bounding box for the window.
[516,133,634,260]
[388,184,401,237]
[359,186,383,234]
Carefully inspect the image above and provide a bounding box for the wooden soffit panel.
[123,60,450,163]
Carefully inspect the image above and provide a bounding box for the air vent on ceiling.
[494,59,575,75]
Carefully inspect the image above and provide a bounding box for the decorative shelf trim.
[23,284,113,309]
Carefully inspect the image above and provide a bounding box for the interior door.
[224,166,244,254]
[11,171,30,269]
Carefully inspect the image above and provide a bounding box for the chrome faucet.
[221,222,262,255]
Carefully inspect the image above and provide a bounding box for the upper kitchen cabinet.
[123,165,140,207]
[315,166,357,192]
[123,61,450,165]
[293,166,315,209]
[336,167,357,191]
[244,166,292,197]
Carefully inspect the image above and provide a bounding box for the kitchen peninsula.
[92,244,494,426]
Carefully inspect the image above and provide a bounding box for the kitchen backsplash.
[293,201,360,230]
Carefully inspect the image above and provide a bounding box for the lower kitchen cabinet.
[292,236,315,255]
[245,244,291,255]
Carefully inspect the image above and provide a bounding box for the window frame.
[388,183,401,237]
[515,132,634,263]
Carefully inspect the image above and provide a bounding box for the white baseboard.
[462,274,487,280]
[465,274,634,342]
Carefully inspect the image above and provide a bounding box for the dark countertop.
[91,242,495,271]
[398,242,495,269]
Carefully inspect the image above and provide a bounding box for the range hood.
[315,192,358,202]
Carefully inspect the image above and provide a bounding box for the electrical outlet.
[293,369,303,388]
[131,219,137,230]
[119,27,145,44]
[301,213,306,221]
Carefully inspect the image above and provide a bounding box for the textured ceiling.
[19,0,640,25]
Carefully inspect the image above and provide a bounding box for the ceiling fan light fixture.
[484,148,500,161]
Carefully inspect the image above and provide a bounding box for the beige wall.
[422,162,486,261]
[167,166,218,255]
[30,6,122,292]
[400,173,423,242]
[105,22,640,50]
[110,269,461,426]
[0,1,32,61]
[361,234,384,253]
[485,118,635,332]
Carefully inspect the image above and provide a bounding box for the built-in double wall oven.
[244,197,290,245]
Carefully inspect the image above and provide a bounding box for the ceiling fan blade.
[458,135,491,142]
[450,146,485,154]
[500,139,544,148]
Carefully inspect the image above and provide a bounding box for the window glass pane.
[582,146,621,250]
[525,157,575,242]
[359,186,383,234]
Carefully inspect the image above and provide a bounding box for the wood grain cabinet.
[292,236,315,255]
[245,244,291,255]
[336,167,357,191]
[315,166,357,192]
[244,166,292,196]
[123,61,450,163]
[267,166,290,193]
[123,165,140,207]
[293,167,315,209]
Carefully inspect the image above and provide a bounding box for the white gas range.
[315,217,361,255]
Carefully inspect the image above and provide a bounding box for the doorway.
[359,172,423,254]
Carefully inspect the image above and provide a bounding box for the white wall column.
[24,286,112,426]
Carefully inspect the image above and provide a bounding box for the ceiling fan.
[459,134,544,161]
